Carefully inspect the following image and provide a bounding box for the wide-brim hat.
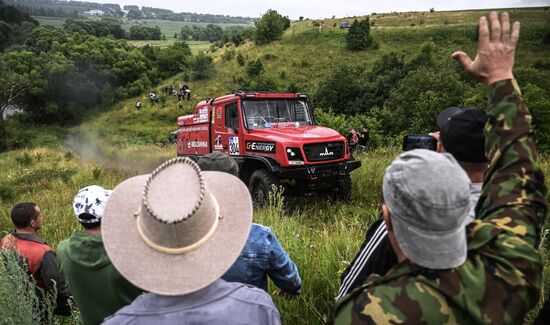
[102,158,252,295]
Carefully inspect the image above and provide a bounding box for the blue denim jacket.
[222,223,301,294]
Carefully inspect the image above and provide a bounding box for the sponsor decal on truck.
[246,141,276,153]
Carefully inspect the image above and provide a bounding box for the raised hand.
[452,12,520,85]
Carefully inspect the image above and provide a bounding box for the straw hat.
[102,158,252,295]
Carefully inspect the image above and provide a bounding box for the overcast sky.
[90,0,548,19]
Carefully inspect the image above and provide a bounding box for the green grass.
[0,147,549,324]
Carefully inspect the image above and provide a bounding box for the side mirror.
[233,128,239,134]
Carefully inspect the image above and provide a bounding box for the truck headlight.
[286,147,304,162]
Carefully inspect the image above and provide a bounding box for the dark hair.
[78,212,101,229]
[11,202,38,229]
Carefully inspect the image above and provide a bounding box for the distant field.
[129,39,211,53]
[33,15,251,38]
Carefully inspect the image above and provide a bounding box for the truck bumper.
[274,160,361,180]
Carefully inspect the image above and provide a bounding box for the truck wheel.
[335,174,352,202]
[248,169,278,206]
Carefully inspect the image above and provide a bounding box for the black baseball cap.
[437,107,488,163]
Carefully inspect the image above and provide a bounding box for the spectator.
[197,152,302,298]
[336,107,488,300]
[358,127,369,147]
[0,202,71,315]
[348,129,358,153]
[182,84,191,101]
[178,101,183,111]
[332,12,547,323]
[135,100,141,110]
[148,92,156,104]
[102,158,281,324]
[57,186,142,325]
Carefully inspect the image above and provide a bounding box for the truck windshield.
[242,99,313,129]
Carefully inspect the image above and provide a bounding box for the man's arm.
[267,230,302,295]
[39,251,71,315]
[336,217,397,301]
[453,12,547,244]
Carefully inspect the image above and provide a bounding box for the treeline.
[5,0,122,18]
[0,0,38,51]
[0,4,214,150]
[124,5,254,24]
[63,19,162,40]
[180,24,253,44]
[4,0,255,23]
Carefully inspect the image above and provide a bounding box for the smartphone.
[402,135,437,151]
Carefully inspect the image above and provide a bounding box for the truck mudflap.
[274,160,361,180]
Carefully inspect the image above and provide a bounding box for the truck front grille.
[303,142,344,162]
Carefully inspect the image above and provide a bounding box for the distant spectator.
[198,152,302,298]
[57,186,142,325]
[135,100,142,110]
[1,202,71,315]
[178,101,183,111]
[182,84,191,101]
[348,129,358,153]
[102,158,280,324]
[148,92,156,104]
[358,127,369,147]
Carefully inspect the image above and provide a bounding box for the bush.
[246,59,264,78]
[345,18,374,51]
[236,52,245,66]
[254,9,290,45]
[190,52,214,80]
[0,249,58,324]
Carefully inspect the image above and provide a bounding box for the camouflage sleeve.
[476,79,548,246]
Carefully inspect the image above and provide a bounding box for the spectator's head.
[11,202,41,230]
[197,152,239,176]
[72,185,112,229]
[437,107,488,163]
[382,149,470,269]
[101,157,252,295]
[362,127,368,132]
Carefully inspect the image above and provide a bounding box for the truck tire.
[248,169,278,206]
[335,174,352,202]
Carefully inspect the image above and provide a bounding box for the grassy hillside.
[2,7,550,324]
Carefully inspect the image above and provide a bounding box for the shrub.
[190,52,214,80]
[0,249,58,324]
[236,52,245,66]
[345,18,374,51]
[254,9,290,45]
[246,59,264,78]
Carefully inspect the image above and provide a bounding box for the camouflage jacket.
[332,79,548,324]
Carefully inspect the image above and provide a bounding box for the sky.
[90,0,549,19]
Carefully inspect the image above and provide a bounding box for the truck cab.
[177,92,361,203]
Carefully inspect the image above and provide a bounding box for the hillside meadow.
[0,145,549,324]
[1,7,550,324]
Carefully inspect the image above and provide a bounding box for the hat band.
[136,197,222,255]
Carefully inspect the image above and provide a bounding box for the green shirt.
[57,231,143,325]
[332,79,548,324]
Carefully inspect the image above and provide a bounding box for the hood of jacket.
[62,231,111,270]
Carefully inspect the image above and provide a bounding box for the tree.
[190,52,214,80]
[345,18,374,51]
[254,9,289,45]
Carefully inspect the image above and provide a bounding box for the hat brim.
[102,171,252,295]
[391,214,467,269]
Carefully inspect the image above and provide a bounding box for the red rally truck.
[176,92,361,203]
